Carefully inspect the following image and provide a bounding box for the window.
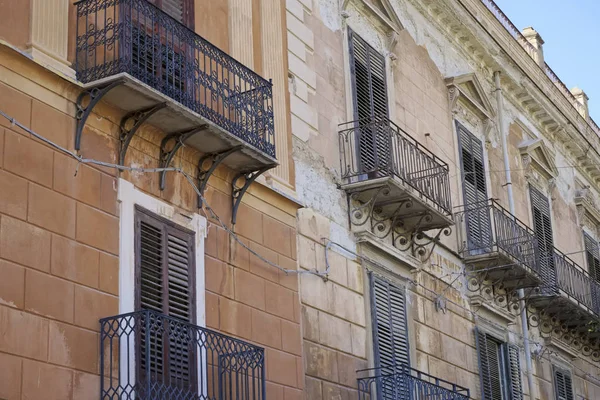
[148,0,194,27]
[529,186,556,288]
[583,232,600,312]
[553,366,574,400]
[348,29,389,175]
[476,329,523,400]
[370,273,410,371]
[457,122,491,253]
[584,232,600,280]
[135,206,196,393]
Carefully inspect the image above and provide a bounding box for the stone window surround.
[118,178,207,322]
[117,178,207,389]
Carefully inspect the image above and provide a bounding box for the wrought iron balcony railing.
[339,117,452,216]
[100,310,265,400]
[535,248,600,317]
[455,199,541,287]
[357,366,470,400]
[75,0,275,158]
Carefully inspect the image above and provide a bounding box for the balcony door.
[529,186,557,293]
[457,122,491,254]
[370,273,410,399]
[135,206,197,398]
[348,29,390,177]
[127,0,196,108]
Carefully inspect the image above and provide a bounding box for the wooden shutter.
[457,122,491,253]
[584,232,600,312]
[147,0,193,27]
[348,29,390,175]
[370,273,410,372]
[476,329,503,400]
[529,186,556,290]
[584,232,600,280]
[553,367,574,400]
[506,344,524,400]
[135,207,196,392]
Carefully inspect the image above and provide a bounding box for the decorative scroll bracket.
[349,185,452,262]
[231,165,276,225]
[75,79,125,151]
[119,103,167,165]
[196,146,243,207]
[158,125,208,190]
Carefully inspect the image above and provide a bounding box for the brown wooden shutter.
[148,0,193,27]
[135,206,196,391]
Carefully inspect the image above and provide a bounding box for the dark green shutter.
[457,122,491,253]
[553,367,574,400]
[136,207,196,391]
[476,329,502,400]
[584,232,600,280]
[370,273,410,372]
[476,329,523,400]
[530,186,556,292]
[506,344,524,400]
[584,232,600,312]
[348,29,390,175]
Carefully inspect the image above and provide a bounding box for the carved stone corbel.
[386,31,399,54]
[522,154,533,180]
[448,86,460,115]
[548,178,557,196]
[341,10,350,28]
[576,204,586,227]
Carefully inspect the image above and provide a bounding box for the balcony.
[357,366,470,400]
[455,199,542,290]
[339,117,453,255]
[74,0,276,215]
[528,249,600,337]
[100,310,265,400]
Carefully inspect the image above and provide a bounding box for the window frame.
[117,179,207,397]
[552,365,574,400]
[134,205,197,322]
[369,272,411,372]
[475,328,523,400]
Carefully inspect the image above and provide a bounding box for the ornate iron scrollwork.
[75,79,125,151]
[526,300,600,361]
[348,184,452,261]
[158,125,208,190]
[119,103,167,165]
[195,146,243,207]
[231,166,275,225]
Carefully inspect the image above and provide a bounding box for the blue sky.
[494,0,600,122]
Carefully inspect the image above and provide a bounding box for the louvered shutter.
[370,273,410,399]
[348,29,390,176]
[135,208,196,393]
[530,187,556,292]
[553,367,574,400]
[457,122,491,254]
[584,232,600,312]
[476,329,503,400]
[161,0,184,23]
[506,344,524,400]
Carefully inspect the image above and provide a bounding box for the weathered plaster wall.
[291,0,600,399]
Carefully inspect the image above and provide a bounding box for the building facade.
[0,0,598,400]
[290,0,600,400]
